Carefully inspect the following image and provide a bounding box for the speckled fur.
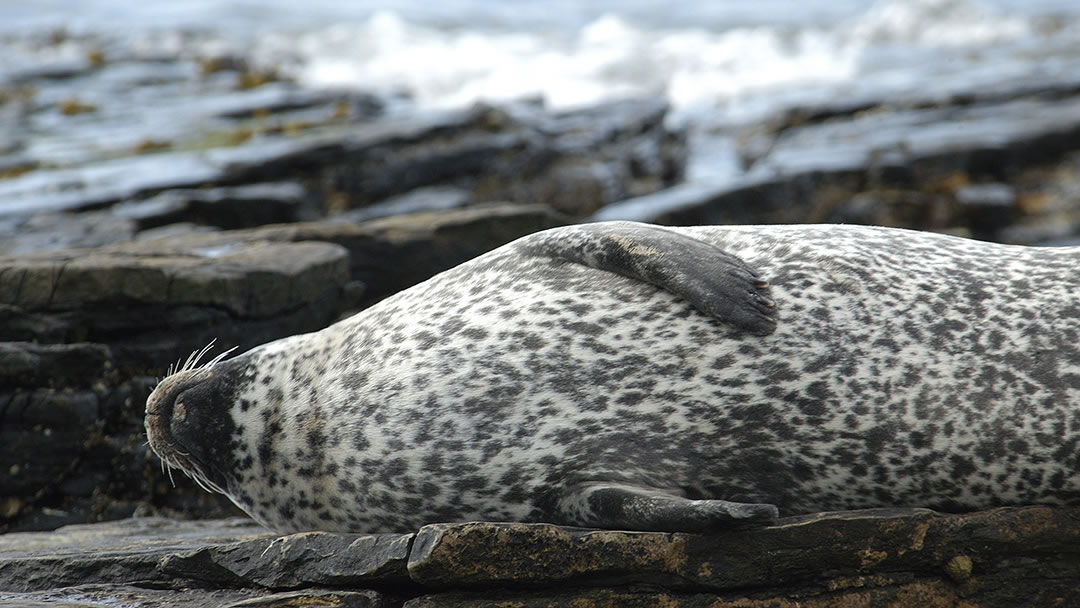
[145,222,1080,533]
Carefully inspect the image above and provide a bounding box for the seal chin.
[145,369,230,494]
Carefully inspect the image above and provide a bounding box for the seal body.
[145,222,1080,534]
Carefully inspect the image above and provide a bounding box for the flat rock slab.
[0,517,273,592]
[0,239,346,316]
[3,506,1079,607]
[0,517,414,593]
[408,507,1080,595]
[0,237,349,372]
[0,586,397,608]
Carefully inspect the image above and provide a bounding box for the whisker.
[187,339,218,372]
[180,350,198,375]
[205,345,238,369]
[162,338,234,378]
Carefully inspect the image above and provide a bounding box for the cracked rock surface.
[2,508,1078,607]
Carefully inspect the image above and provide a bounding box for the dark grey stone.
[2,509,1079,607]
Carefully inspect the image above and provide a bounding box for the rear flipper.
[516,221,777,336]
[558,483,779,533]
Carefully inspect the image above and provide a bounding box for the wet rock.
[113,182,308,231]
[752,67,1080,140]
[0,212,137,256]
[316,203,569,305]
[329,186,473,224]
[209,87,382,122]
[1,508,1078,607]
[593,174,852,226]
[596,95,1080,242]
[752,97,1080,184]
[301,98,682,218]
[491,98,686,215]
[1,96,682,233]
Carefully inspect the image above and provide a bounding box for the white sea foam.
[246,0,1060,126]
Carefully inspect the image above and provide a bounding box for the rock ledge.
[2,506,1078,607]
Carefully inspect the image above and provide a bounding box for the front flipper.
[557,483,779,533]
[517,221,777,335]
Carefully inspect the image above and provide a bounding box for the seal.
[145,221,1080,534]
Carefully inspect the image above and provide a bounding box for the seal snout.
[144,366,237,495]
[145,371,202,460]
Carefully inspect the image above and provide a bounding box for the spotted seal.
[145,221,1080,534]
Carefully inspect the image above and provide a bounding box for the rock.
[309,98,682,218]
[0,212,137,256]
[0,585,272,608]
[0,517,410,606]
[208,87,382,122]
[0,342,111,389]
[133,222,221,241]
[158,202,569,307]
[316,204,569,305]
[328,186,473,224]
[596,95,1080,241]
[953,182,1018,238]
[113,182,308,231]
[1,508,1078,607]
[0,238,349,371]
[159,530,414,588]
[503,98,685,214]
[0,517,272,592]
[407,507,1080,595]
[225,590,400,608]
[0,390,95,498]
[749,67,1080,142]
[0,97,683,234]
[592,173,858,226]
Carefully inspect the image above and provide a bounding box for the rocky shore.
[3,36,1080,607]
[2,507,1079,607]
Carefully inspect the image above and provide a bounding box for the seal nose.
[144,371,200,453]
[145,387,164,416]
